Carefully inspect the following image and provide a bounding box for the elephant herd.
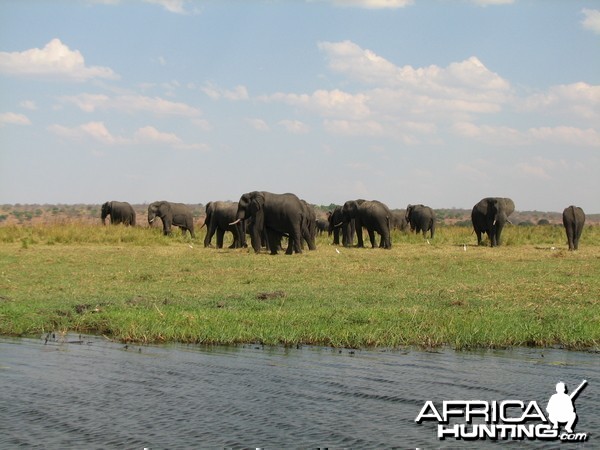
[100,194,587,254]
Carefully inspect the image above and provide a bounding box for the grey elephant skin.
[327,206,355,247]
[562,205,585,250]
[148,201,195,238]
[391,210,408,232]
[405,205,435,238]
[471,197,515,247]
[300,200,317,251]
[233,191,304,255]
[203,201,246,249]
[342,199,392,249]
[101,201,136,226]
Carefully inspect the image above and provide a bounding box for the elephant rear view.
[148,201,195,238]
[471,197,515,247]
[562,205,585,250]
[101,201,136,226]
[405,204,435,238]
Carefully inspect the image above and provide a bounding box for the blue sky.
[1,0,599,212]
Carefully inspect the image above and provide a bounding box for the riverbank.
[1,224,599,350]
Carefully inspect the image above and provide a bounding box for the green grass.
[0,223,599,350]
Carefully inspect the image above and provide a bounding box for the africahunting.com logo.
[415,380,589,442]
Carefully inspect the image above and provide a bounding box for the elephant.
[405,204,435,238]
[391,210,409,232]
[203,201,246,249]
[471,197,515,247]
[341,199,392,249]
[300,200,317,251]
[231,191,304,255]
[101,201,136,226]
[315,218,328,236]
[327,206,355,246]
[562,205,585,250]
[148,201,195,238]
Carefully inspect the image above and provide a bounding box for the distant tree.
[537,219,550,225]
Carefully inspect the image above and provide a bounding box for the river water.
[1,335,598,449]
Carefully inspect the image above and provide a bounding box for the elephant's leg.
[216,229,225,248]
[475,229,483,245]
[266,230,280,255]
[355,224,365,248]
[367,229,376,248]
[333,228,340,245]
[204,224,215,247]
[163,219,172,236]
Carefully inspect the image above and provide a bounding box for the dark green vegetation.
[1,223,599,350]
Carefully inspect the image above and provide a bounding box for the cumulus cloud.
[581,9,600,34]
[0,39,118,81]
[522,82,600,122]
[318,41,510,97]
[470,0,514,6]
[327,0,413,9]
[0,112,31,126]
[278,120,310,134]
[47,121,207,150]
[452,122,600,147]
[245,118,270,132]
[60,93,200,116]
[264,89,370,120]
[202,83,249,101]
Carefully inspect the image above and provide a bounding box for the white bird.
[335,248,340,254]
[463,244,467,251]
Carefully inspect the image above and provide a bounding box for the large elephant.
[101,201,136,226]
[203,201,246,249]
[405,204,435,238]
[327,206,355,246]
[231,191,304,255]
[562,205,585,250]
[148,201,195,238]
[471,197,515,247]
[342,199,392,249]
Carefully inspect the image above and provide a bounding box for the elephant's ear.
[159,201,171,216]
[251,192,265,212]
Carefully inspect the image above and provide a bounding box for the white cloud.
[452,122,600,147]
[470,0,514,6]
[522,82,600,122]
[245,118,270,132]
[0,39,118,81]
[202,83,249,101]
[47,121,122,144]
[134,126,182,145]
[143,0,190,14]
[0,112,31,126]
[581,9,600,34]
[528,126,600,147]
[328,0,413,9]
[47,122,207,150]
[278,120,310,134]
[19,100,37,111]
[515,162,551,180]
[60,93,200,116]
[324,119,383,136]
[265,89,370,120]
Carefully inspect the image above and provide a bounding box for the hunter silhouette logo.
[415,379,589,442]
[546,380,587,434]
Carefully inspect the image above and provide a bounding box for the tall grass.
[0,223,599,350]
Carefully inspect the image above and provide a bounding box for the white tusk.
[149,217,155,223]
[334,221,344,227]
[229,218,242,226]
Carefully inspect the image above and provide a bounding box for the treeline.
[1,203,599,226]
